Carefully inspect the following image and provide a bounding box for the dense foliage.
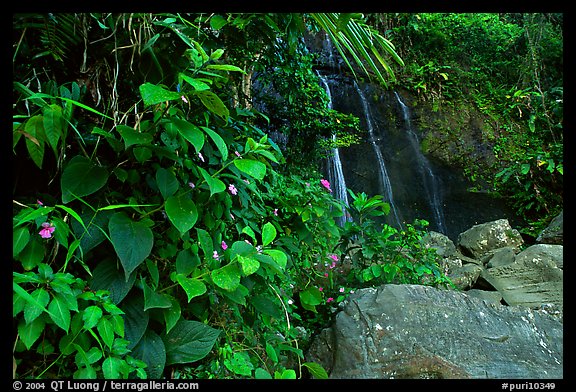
[382,13,563,234]
[13,13,448,379]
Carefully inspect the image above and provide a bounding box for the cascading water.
[394,92,447,234]
[318,72,351,227]
[354,82,403,229]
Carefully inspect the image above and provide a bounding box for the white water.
[394,91,447,234]
[354,82,403,228]
[319,73,351,227]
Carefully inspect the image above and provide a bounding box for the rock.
[447,263,483,290]
[465,289,503,305]
[480,244,563,309]
[536,210,563,245]
[422,231,457,258]
[306,284,563,379]
[483,246,517,268]
[457,219,523,259]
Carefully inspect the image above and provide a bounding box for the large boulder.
[536,210,563,245]
[306,284,563,379]
[457,219,523,259]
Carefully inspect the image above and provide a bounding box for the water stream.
[394,91,447,234]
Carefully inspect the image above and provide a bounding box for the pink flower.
[221,241,228,251]
[37,199,44,206]
[39,222,55,239]
[318,287,323,292]
[181,95,188,104]
[329,254,338,262]
[324,272,329,277]
[326,297,334,303]
[213,251,220,259]
[320,179,332,192]
[228,184,238,195]
[339,287,345,293]
[188,182,195,189]
[235,151,242,158]
[198,152,205,162]
[273,208,278,216]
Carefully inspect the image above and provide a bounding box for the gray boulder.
[536,210,563,245]
[306,284,563,379]
[457,219,523,259]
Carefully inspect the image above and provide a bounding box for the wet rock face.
[306,284,563,379]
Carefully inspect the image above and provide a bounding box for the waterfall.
[318,73,351,227]
[354,82,403,229]
[394,91,447,234]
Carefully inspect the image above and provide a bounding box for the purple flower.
[221,241,228,251]
[320,179,332,192]
[198,152,205,162]
[213,250,220,259]
[329,254,338,262]
[39,222,55,239]
[273,208,278,216]
[228,184,238,195]
[326,297,334,303]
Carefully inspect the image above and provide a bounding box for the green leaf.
[48,294,71,332]
[42,104,64,155]
[224,352,254,376]
[102,356,124,379]
[237,255,260,276]
[142,279,172,310]
[97,317,115,349]
[262,249,287,270]
[17,237,45,270]
[24,115,45,169]
[91,259,137,304]
[18,317,45,350]
[140,83,182,106]
[520,163,531,175]
[121,291,149,350]
[171,118,205,152]
[255,367,273,379]
[211,263,241,291]
[176,274,207,302]
[196,228,214,259]
[176,249,200,276]
[13,227,30,258]
[261,222,276,247]
[117,125,153,149]
[251,296,282,319]
[200,126,228,161]
[61,156,109,204]
[196,90,229,121]
[109,212,154,281]
[82,305,103,330]
[163,296,181,334]
[198,167,226,196]
[131,330,166,379]
[24,288,50,324]
[234,159,266,181]
[163,320,220,365]
[207,64,247,74]
[275,369,297,379]
[178,73,210,92]
[156,167,179,200]
[299,286,322,313]
[165,193,198,235]
[303,362,329,379]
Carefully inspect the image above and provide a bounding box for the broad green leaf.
[299,286,322,313]
[261,222,276,247]
[209,15,228,31]
[61,156,109,204]
[163,320,220,365]
[42,104,64,155]
[176,249,200,276]
[198,167,226,196]
[24,115,46,169]
[165,193,198,235]
[13,206,54,227]
[520,163,531,175]
[262,249,287,270]
[211,263,241,291]
[131,330,166,379]
[178,73,210,92]
[97,317,115,349]
[18,317,45,350]
[163,296,181,334]
[13,282,53,319]
[207,64,247,74]
[49,294,71,332]
[196,90,229,121]
[109,212,154,281]
[91,258,137,304]
[224,352,253,376]
[82,305,103,330]
[303,362,329,379]
[121,291,149,350]
[176,274,207,302]
[13,226,30,257]
[171,118,205,152]
[142,279,172,310]
[200,126,228,161]
[196,228,214,259]
[275,369,297,379]
[18,237,45,270]
[237,255,260,276]
[24,288,50,324]
[251,295,282,319]
[156,167,179,200]
[117,125,153,149]
[255,368,273,379]
[139,83,182,106]
[74,344,102,367]
[234,159,266,181]
[265,342,279,364]
[102,356,123,379]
